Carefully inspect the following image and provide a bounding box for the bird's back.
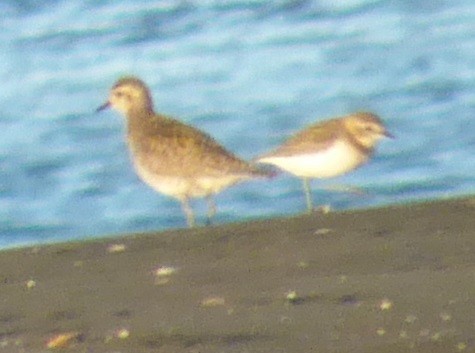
[259,118,343,159]
[128,112,267,179]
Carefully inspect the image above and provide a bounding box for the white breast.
[258,140,368,178]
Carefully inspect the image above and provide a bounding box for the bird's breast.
[258,140,369,178]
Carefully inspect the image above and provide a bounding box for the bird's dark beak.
[96,101,110,112]
[384,130,395,139]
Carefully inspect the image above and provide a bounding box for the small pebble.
[317,205,331,214]
[154,266,178,285]
[46,332,80,349]
[379,298,393,311]
[456,342,467,351]
[440,312,451,321]
[107,243,126,253]
[201,296,225,307]
[286,290,298,302]
[404,314,417,324]
[314,228,332,236]
[116,328,130,339]
[154,266,177,277]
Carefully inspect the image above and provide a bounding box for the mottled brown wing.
[133,115,264,178]
[261,118,342,158]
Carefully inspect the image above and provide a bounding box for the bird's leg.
[302,178,313,213]
[180,197,195,228]
[206,194,217,226]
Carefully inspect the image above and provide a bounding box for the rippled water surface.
[1,0,474,248]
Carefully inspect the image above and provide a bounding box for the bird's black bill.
[384,131,395,139]
[96,102,111,112]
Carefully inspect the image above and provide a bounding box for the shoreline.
[1,196,475,352]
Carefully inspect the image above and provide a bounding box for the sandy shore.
[1,196,474,352]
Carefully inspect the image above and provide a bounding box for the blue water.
[1,0,474,248]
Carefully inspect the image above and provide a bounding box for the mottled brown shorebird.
[97,76,271,227]
[256,112,393,212]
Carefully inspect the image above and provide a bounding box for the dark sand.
[1,197,475,352]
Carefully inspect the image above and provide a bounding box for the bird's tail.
[250,163,279,179]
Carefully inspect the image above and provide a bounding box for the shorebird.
[256,112,393,212]
[97,76,271,227]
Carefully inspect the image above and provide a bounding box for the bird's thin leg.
[206,194,217,226]
[180,197,195,228]
[302,178,313,213]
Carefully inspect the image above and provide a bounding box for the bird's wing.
[133,116,266,178]
[260,119,341,158]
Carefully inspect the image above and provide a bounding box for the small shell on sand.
[154,266,177,277]
[456,342,467,351]
[107,243,127,253]
[116,328,130,339]
[153,265,178,285]
[46,332,80,349]
[404,314,417,324]
[439,312,451,321]
[26,279,36,289]
[316,205,331,214]
[314,228,333,236]
[201,296,225,307]
[285,290,298,302]
[379,298,393,311]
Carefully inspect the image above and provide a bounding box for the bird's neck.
[345,131,375,155]
[126,106,156,134]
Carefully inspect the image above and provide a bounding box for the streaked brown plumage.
[97,76,270,227]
